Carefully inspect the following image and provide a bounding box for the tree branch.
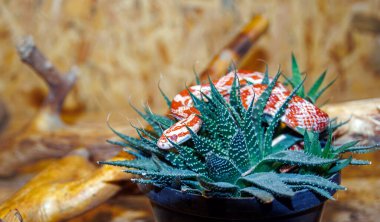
[17,36,77,131]
[200,15,269,81]
[0,100,9,134]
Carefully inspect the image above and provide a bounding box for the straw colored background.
[0,0,379,124]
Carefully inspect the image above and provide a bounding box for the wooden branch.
[0,209,22,222]
[17,36,77,131]
[0,39,134,177]
[200,15,269,81]
[0,149,132,222]
[0,36,82,177]
[0,100,9,134]
[324,98,380,144]
[0,123,125,177]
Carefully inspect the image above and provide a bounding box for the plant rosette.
[100,56,379,222]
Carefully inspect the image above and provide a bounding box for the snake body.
[157,71,329,149]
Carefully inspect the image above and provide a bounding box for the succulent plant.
[100,57,379,203]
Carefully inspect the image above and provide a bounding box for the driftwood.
[324,98,380,144]
[200,15,268,80]
[0,37,122,177]
[0,100,8,134]
[17,36,77,132]
[0,15,269,221]
[0,149,132,221]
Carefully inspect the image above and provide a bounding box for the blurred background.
[0,0,379,127]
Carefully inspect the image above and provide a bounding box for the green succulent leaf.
[328,156,352,174]
[129,102,163,135]
[289,184,335,200]
[193,66,201,85]
[290,53,305,97]
[125,168,198,181]
[165,138,207,174]
[333,140,360,154]
[107,125,161,155]
[252,69,281,129]
[307,70,330,103]
[181,185,203,194]
[313,78,336,103]
[99,159,158,171]
[271,134,302,153]
[264,78,305,156]
[240,187,274,203]
[342,144,380,154]
[187,128,214,153]
[164,152,187,170]
[106,139,129,148]
[350,159,371,165]
[158,83,172,108]
[261,64,270,85]
[278,173,345,191]
[260,150,337,168]
[198,177,240,196]
[228,129,251,171]
[206,152,241,183]
[239,172,295,197]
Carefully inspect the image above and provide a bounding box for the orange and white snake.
[157,71,329,149]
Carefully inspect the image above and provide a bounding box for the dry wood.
[17,36,77,132]
[199,15,269,81]
[324,98,380,144]
[0,100,8,134]
[0,37,120,177]
[0,149,133,221]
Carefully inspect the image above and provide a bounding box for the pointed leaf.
[241,187,274,203]
[261,150,337,167]
[206,152,241,183]
[278,173,345,190]
[229,129,250,171]
[158,83,172,108]
[333,140,360,154]
[328,156,352,174]
[198,177,240,196]
[291,53,305,97]
[166,137,207,174]
[165,152,187,170]
[289,185,335,200]
[350,159,371,165]
[313,78,337,102]
[343,144,380,154]
[307,70,327,103]
[261,64,270,85]
[99,159,158,171]
[239,172,295,197]
[271,134,302,153]
[264,78,305,155]
[193,65,201,85]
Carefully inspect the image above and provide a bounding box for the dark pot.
[140,173,340,222]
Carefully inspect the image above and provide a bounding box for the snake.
[157,70,329,149]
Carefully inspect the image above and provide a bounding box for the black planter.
[140,173,340,222]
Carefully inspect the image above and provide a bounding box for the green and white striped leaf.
[239,172,295,197]
[241,187,274,203]
[206,152,241,183]
[278,173,345,191]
